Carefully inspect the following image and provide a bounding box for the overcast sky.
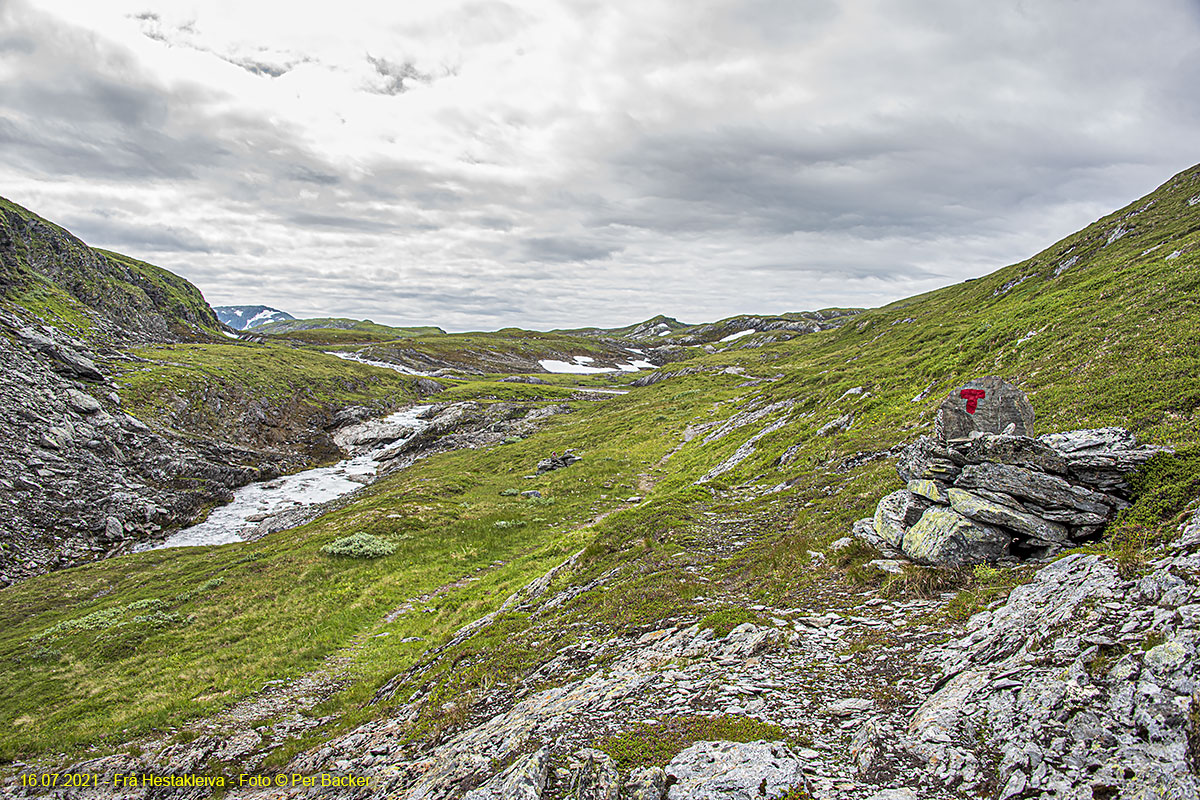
[2,0,1197,330]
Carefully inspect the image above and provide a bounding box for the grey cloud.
[518,236,620,264]
[68,215,223,254]
[4,0,1200,332]
[287,212,403,233]
[365,55,432,95]
[220,55,295,78]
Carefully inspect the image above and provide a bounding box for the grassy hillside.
[114,342,418,457]
[0,196,224,342]
[350,327,646,373]
[254,317,445,343]
[0,164,1197,773]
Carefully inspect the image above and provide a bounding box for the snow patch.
[326,351,426,376]
[247,309,280,327]
[540,359,655,374]
[719,329,757,342]
[1106,224,1130,245]
[1053,255,1078,277]
[539,359,615,374]
[221,330,239,339]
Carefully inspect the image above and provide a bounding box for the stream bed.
[157,406,432,549]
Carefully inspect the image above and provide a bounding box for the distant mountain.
[214,305,295,330]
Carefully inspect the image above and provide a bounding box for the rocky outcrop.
[536,449,583,474]
[0,315,293,583]
[855,427,1166,565]
[664,741,811,800]
[896,547,1200,798]
[1,199,223,344]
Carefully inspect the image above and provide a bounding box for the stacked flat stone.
[855,427,1167,565]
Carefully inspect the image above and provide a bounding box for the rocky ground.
[10,504,1197,800]
[0,311,300,584]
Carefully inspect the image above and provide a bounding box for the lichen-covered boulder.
[873,489,931,548]
[908,479,949,504]
[946,487,1069,546]
[567,748,619,800]
[901,507,1010,565]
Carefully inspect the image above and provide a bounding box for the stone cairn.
[853,377,1168,565]
[536,448,582,474]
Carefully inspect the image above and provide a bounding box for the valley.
[0,165,1198,799]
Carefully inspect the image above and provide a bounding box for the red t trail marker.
[959,388,986,414]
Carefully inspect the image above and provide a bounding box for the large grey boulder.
[934,377,1034,442]
[66,389,102,414]
[955,462,1118,515]
[958,435,1067,474]
[537,449,583,474]
[873,490,931,548]
[895,436,960,482]
[17,326,106,381]
[665,741,809,800]
[946,487,1069,546]
[901,507,1010,566]
[1040,427,1168,493]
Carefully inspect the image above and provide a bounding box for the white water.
[158,406,432,549]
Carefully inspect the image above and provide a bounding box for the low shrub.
[320,532,397,559]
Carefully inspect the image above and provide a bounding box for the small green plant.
[1142,631,1167,651]
[320,532,397,559]
[599,716,792,771]
[698,607,761,637]
[499,488,520,496]
[973,564,1000,583]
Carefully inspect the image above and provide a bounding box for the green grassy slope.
[0,196,224,342]
[253,317,445,342]
[351,327,643,373]
[0,164,1197,771]
[113,343,419,455]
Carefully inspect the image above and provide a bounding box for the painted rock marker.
[934,376,1034,442]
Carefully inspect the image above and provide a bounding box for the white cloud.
[2,0,1198,330]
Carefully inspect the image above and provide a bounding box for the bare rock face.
[933,377,1034,442]
[901,550,1200,798]
[664,741,809,800]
